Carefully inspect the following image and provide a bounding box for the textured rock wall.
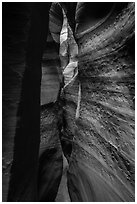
[3,2,135,202]
[66,2,135,201]
[41,2,63,105]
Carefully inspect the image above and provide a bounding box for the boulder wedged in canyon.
[3,2,135,202]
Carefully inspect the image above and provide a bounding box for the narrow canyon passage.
[37,2,135,201]
[2,2,135,202]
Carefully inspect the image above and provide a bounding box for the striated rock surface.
[3,2,135,202]
[41,2,63,105]
[40,32,61,105]
[38,102,63,201]
[66,2,135,201]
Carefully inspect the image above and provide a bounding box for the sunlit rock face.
[40,3,63,105]
[60,10,78,86]
[39,4,79,201]
[66,2,135,202]
[40,32,61,105]
[39,3,64,201]
[59,7,79,163]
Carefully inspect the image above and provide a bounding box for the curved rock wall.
[66,2,135,201]
[3,2,135,202]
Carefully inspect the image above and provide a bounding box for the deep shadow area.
[38,148,63,201]
[7,3,51,201]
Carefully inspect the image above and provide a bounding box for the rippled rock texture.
[67,3,135,202]
[3,2,135,202]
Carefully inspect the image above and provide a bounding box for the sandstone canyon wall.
[2,2,135,202]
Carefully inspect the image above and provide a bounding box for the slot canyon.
[2,2,135,202]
